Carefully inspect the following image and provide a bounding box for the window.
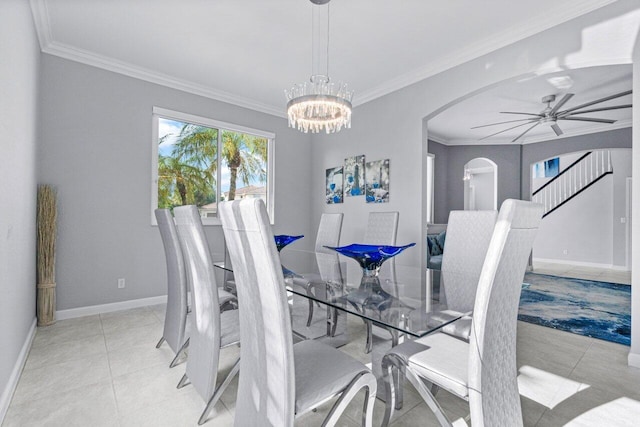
[151,107,275,225]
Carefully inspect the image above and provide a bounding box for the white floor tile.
[24,333,107,371]
[3,381,118,427]
[11,352,111,405]
[5,303,640,427]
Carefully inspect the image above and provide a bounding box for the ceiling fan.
[472,90,632,143]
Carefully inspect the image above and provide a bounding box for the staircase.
[532,150,613,218]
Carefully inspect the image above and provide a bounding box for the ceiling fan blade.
[512,122,540,143]
[499,111,543,117]
[561,104,632,116]
[559,90,632,115]
[551,123,563,136]
[470,118,538,129]
[479,120,540,141]
[559,116,617,124]
[549,93,574,115]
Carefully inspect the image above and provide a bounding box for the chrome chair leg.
[364,320,373,354]
[329,307,339,337]
[177,373,191,389]
[169,337,190,368]
[155,337,165,349]
[322,371,377,427]
[198,358,241,425]
[306,298,314,327]
[382,353,407,426]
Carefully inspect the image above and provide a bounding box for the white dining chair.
[361,211,399,353]
[155,209,236,368]
[219,199,377,427]
[173,206,240,425]
[154,209,189,367]
[381,199,543,427]
[303,212,343,327]
[437,210,497,341]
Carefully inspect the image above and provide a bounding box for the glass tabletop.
[214,248,471,338]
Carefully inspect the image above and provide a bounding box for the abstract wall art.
[326,166,344,204]
[365,159,390,203]
[344,155,365,197]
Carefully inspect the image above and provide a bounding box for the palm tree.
[157,123,268,209]
[158,155,214,207]
[157,127,217,209]
[221,131,267,201]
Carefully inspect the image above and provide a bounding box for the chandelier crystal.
[285,0,353,134]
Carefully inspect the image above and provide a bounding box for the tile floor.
[4,302,640,426]
[532,261,631,285]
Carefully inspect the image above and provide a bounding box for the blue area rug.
[518,272,631,345]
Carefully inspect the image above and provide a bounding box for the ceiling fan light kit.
[474,90,632,143]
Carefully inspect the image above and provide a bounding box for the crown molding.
[353,0,618,106]
[31,0,616,114]
[29,0,285,118]
[43,41,286,118]
[439,119,632,146]
[427,133,449,145]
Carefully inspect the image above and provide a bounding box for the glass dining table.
[215,247,472,404]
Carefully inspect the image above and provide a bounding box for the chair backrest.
[154,209,188,354]
[363,211,398,245]
[467,200,543,427]
[219,199,295,427]
[315,213,344,281]
[315,213,344,253]
[173,205,222,403]
[364,211,399,286]
[440,210,498,312]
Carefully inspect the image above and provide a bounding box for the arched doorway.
[463,157,498,210]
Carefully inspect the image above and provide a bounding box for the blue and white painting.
[533,157,560,178]
[518,273,630,345]
[344,155,365,197]
[326,166,343,204]
[365,159,390,203]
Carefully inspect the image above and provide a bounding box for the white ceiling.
[429,65,633,145]
[31,0,619,119]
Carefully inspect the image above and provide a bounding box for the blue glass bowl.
[274,234,304,252]
[324,243,415,270]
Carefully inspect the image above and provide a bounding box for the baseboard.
[0,317,36,424]
[628,352,640,369]
[56,295,168,320]
[533,257,629,271]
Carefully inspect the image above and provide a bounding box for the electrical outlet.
[563,249,568,255]
[117,278,125,289]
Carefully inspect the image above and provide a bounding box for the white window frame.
[151,107,276,226]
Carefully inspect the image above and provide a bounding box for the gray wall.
[430,141,521,217]
[431,128,632,217]
[0,0,40,412]
[38,55,313,311]
[308,0,640,269]
[429,129,632,267]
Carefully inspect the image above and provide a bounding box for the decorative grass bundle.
[37,185,57,326]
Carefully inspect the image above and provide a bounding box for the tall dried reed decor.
[37,185,57,326]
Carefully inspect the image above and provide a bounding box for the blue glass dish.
[274,234,304,252]
[323,243,416,271]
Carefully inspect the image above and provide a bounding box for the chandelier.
[285,0,353,134]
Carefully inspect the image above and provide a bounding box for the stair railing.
[532,150,613,217]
